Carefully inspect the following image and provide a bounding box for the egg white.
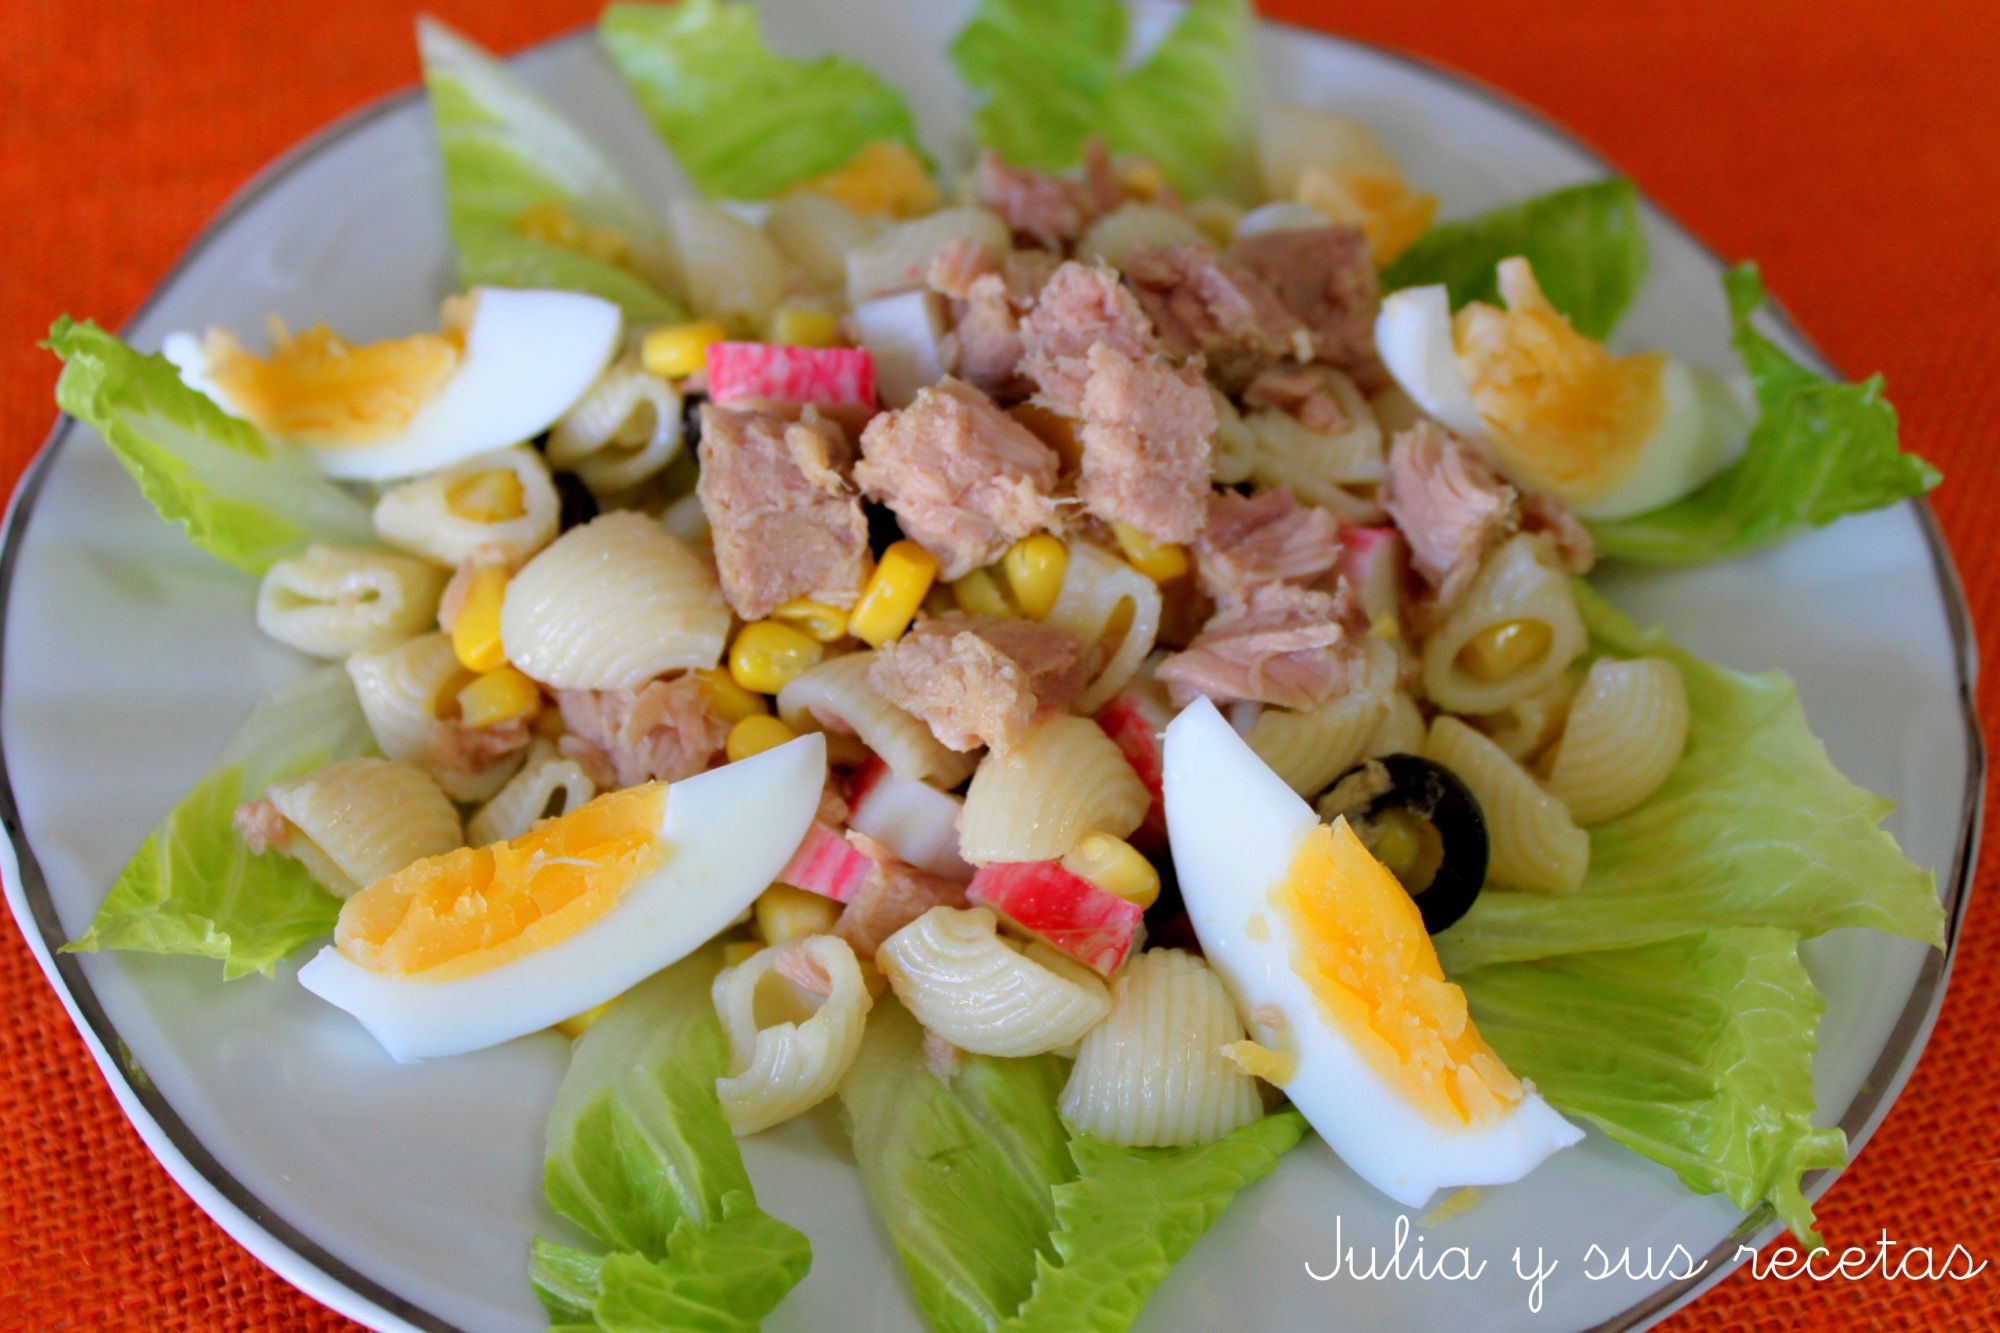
[298,730,826,1063]
[1164,699,1582,1209]
[164,287,622,483]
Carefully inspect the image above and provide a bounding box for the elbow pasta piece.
[466,739,597,846]
[345,632,526,802]
[1075,203,1210,267]
[1542,656,1690,825]
[372,446,560,568]
[1244,373,1384,506]
[1208,389,1256,485]
[669,199,786,335]
[1059,949,1264,1147]
[262,758,462,898]
[1425,715,1588,893]
[1366,690,1429,758]
[1043,541,1164,714]
[777,651,977,787]
[1245,636,1398,796]
[958,714,1150,865]
[764,192,883,292]
[1421,534,1587,715]
[255,544,445,659]
[846,206,1011,304]
[501,511,729,690]
[876,906,1111,1057]
[713,935,872,1135]
[545,354,684,496]
[1474,672,1578,764]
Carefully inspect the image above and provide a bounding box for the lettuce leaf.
[1588,264,1941,562]
[1379,179,1647,340]
[533,950,809,1326]
[48,319,376,575]
[950,0,1260,201]
[1435,585,1943,973]
[599,0,926,201]
[64,666,374,979]
[1461,928,1845,1247]
[1004,1110,1308,1331]
[418,17,681,320]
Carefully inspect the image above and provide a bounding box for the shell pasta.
[1543,656,1690,824]
[713,936,872,1135]
[1042,541,1163,713]
[372,446,560,568]
[877,906,1111,1056]
[466,740,597,846]
[778,651,978,786]
[1421,534,1587,715]
[957,714,1150,864]
[261,758,462,898]
[1424,715,1588,893]
[255,544,446,659]
[545,354,684,496]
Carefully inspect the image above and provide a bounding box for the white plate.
[0,4,1982,1330]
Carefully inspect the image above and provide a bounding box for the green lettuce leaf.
[599,0,927,201]
[1379,179,1647,339]
[47,319,376,575]
[1435,585,1943,973]
[841,1002,1071,1333]
[1588,264,1941,562]
[418,17,681,320]
[64,665,374,979]
[1460,929,1846,1247]
[533,950,809,1326]
[1004,1110,1308,1331]
[950,0,1259,201]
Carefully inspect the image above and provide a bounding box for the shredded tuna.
[436,546,516,631]
[233,799,288,854]
[1017,261,1157,415]
[834,841,971,960]
[773,942,834,999]
[1243,364,1355,435]
[923,1028,965,1083]
[1194,487,1343,606]
[1229,225,1387,390]
[555,676,727,788]
[816,778,851,829]
[975,150,1091,250]
[1123,244,1307,391]
[868,613,1094,752]
[1078,136,1128,217]
[1519,490,1597,575]
[697,405,873,620]
[1002,249,1062,307]
[429,718,531,774]
[927,237,1004,300]
[1077,344,1215,544]
[953,274,1028,396]
[855,378,1062,579]
[1156,583,1367,711]
[1381,423,1519,610]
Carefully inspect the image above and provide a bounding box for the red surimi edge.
[707,342,876,410]
[1095,693,1167,851]
[777,821,872,903]
[1335,524,1409,622]
[967,860,1143,977]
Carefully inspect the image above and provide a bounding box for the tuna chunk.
[975,150,1089,250]
[927,237,1003,299]
[835,838,972,960]
[1077,344,1215,544]
[1123,243,1308,391]
[868,613,1093,752]
[1194,487,1343,605]
[1156,583,1366,711]
[1017,261,1156,415]
[1519,490,1597,575]
[1003,249,1063,306]
[1229,225,1387,390]
[855,378,1062,579]
[697,405,873,620]
[953,274,1028,396]
[1243,364,1356,435]
[555,675,727,788]
[233,798,288,854]
[1381,422,1519,611]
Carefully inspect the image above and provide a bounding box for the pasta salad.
[45,1,1947,1328]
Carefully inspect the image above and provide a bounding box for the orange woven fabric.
[0,1,1993,1328]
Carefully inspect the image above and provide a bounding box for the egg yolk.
[202,300,469,446]
[1295,164,1438,267]
[788,140,940,219]
[335,783,669,983]
[513,200,632,267]
[1274,817,1524,1128]
[1453,257,1667,502]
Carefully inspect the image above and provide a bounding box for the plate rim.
[0,16,1984,1333]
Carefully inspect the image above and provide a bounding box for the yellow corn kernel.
[1369,610,1402,641]
[755,883,841,944]
[1456,619,1552,682]
[729,620,825,695]
[770,597,850,644]
[641,320,729,380]
[1001,535,1068,620]
[555,999,614,1039]
[449,565,510,672]
[444,468,526,524]
[727,714,799,763]
[1110,522,1190,583]
[768,305,843,349]
[951,566,1016,618]
[722,939,763,967]
[788,140,941,219]
[848,540,937,647]
[1061,833,1161,910]
[457,666,542,728]
[1116,158,1167,202]
[1220,1038,1297,1086]
[693,666,769,722]
[1008,402,1085,475]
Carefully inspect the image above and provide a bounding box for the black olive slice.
[1318,754,1488,934]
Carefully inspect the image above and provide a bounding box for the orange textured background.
[1,0,1995,1328]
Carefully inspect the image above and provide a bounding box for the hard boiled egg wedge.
[1374,257,1749,520]
[1164,698,1581,1208]
[163,287,621,482]
[298,730,825,1062]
